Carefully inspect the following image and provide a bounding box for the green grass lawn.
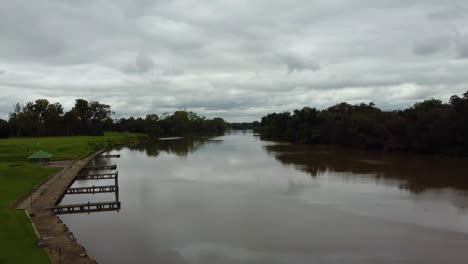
[0,132,145,162]
[0,163,57,264]
[0,132,145,264]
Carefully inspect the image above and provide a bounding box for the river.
[59,130,468,264]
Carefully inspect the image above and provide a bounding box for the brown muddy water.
[59,130,468,264]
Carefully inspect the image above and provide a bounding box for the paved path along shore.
[17,151,105,264]
[15,161,72,210]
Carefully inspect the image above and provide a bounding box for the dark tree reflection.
[128,138,222,158]
[264,143,468,193]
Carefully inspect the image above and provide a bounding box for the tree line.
[226,122,258,130]
[0,99,225,138]
[112,111,225,136]
[256,91,468,156]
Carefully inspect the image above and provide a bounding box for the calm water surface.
[60,131,468,264]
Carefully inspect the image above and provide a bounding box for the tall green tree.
[0,119,9,138]
[43,102,64,136]
[257,91,468,156]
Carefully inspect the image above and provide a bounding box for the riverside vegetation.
[256,91,468,156]
[0,98,224,263]
[0,132,145,263]
[2,92,468,263]
[0,98,225,138]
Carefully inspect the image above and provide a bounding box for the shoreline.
[13,161,71,209]
[16,150,105,264]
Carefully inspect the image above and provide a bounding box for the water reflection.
[264,144,468,193]
[58,132,468,264]
[128,137,222,157]
[56,155,121,214]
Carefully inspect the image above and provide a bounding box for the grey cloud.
[162,69,185,76]
[123,52,156,74]
[1,0,468,122]
[413,38,449,55]
[427,7,467,20]
[455,35,468,58]
[0,99,15,119]
[275,53,320,74]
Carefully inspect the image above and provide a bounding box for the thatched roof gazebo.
[28,150,52,164]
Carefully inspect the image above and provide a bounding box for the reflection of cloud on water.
[282,180,309,196]
[174,242,303,264]
[153,249,188,264]
[228,157,243,166]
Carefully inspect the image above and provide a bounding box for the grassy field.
[0,132,145,162]
[0,132,145,264]
[0,163,57,264]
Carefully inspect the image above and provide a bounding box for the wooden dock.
[84,164,117,170]
[19,150,107,264]
[75,172,118,180]
[17,151,123,263]
[99,154,121,158]
[51,201,121,215]
[66,185,118,194]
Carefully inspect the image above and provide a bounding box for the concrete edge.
[25,208,41,239]
[10,164,71,209]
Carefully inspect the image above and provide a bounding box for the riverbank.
[24,150,105,264]
[0,163,56,263]
[0,132,145,264]
[56,131,468,264]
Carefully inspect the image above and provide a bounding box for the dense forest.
[256,91,468,156]
[0,99,225,138]
[4,91,468,156]
[226,122,258,130]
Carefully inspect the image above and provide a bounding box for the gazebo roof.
[28,150,52,159]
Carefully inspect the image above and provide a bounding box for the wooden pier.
[99,154,121,158]
[51,201,121,215]
[76,172,118,180]
[66,185,118,194]
[19,150,107,264]
[84,164,117,170]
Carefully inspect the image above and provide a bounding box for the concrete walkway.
[16,161,72,210]
[16,151,104,264]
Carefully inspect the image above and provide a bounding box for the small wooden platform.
[99,154,121,158]
[84,164,117,170]
[66,185,118,194]
[75,172,118,180]
[22,150,106,263]
[51,201,121,215]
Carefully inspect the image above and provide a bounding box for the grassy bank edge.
[0,132,146,264]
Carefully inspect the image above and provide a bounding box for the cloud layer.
[1,0,468,121]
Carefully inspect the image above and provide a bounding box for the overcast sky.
[1,0,468,121]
